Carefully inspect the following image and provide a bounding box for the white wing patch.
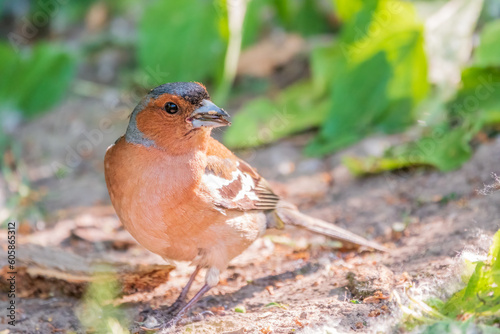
[202,155,280,211]
[202,161,259,205]
[202,170,238,189]
[233,170,259,202]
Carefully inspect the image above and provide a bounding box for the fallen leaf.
[288,251,310,261]
[368,309,382,317]
[294,317,306,328]
[210,306,225,315]
[396,272,413,286]
[363,296,381,304]
[260,326,273,334]
[363,290,390,304]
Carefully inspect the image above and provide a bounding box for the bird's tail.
[272,201,388,252]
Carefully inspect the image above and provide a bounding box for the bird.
[104,81,387,329]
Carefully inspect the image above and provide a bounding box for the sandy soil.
[1,95,499,334]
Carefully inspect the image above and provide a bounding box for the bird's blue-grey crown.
[148,82,209,105]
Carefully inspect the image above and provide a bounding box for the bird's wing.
[202,139,279,211]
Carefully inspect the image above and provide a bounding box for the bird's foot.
[139,313,177,332]
[140,311,213,332]
[138,301,185,330]
[177,311,214,326]
[158,316,181,333]
[139,298,186,319]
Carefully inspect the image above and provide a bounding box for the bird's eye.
[164,102,179,114]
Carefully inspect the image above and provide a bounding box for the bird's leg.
[161,267,220,329]
[161,284,212,330]
[163,265,201,314]
[141,266,201,321]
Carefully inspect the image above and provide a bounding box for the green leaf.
[288,0,332,36]
[441,230,500,318]
[227,0,428,153]
[272,0,292,25]
[342,155,412,177]
[264,302,288,309]
[234,306,246,313]
[411,126,473,171]
[310,44,345,94]
[338,0,378,45]
[408,126,476,171]
[242,0,272,48]
[344,1,429,105]
[421,321,500,334]
[308,0,428,156]
[332,0,364,22]
[0,43,76,118]
[404,231,500,332]
[270,0,332,35]
[474,20,500,68]
[344,122,479,174]
[306,51,392,156]
[137,0,226,85]
[344,63,499,176]
[450,67,500,126]
[224,80,328,148]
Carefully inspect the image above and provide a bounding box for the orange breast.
[104,137,225,262]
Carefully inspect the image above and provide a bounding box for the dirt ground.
[1,93,500,334]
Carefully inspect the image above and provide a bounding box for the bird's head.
[125,82,230,154]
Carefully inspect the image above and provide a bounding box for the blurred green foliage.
[0,43,76,118]
[1,0,500,174]
[224,0,500,174]
[474,20,500,68]
[78,270,130,334]
[224,80,329,148]
[136,0,333,90]
[272,0,332,36]
[225,0,429,156]
[137,0,226,85]
[421,321,500,334]
[344,17,500,174]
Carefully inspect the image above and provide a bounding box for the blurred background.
[1,0,500,332]
[1,0,500,228]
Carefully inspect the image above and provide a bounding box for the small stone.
[143,315,159,329]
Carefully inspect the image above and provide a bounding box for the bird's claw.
[140,299,186,319]
[158,317,181,333]
[139,314,178,332]
[140,310,214,332]
[141,301,185,330]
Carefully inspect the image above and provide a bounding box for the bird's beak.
[189,100,231,128]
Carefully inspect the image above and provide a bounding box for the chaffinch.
[104,82,387,329]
